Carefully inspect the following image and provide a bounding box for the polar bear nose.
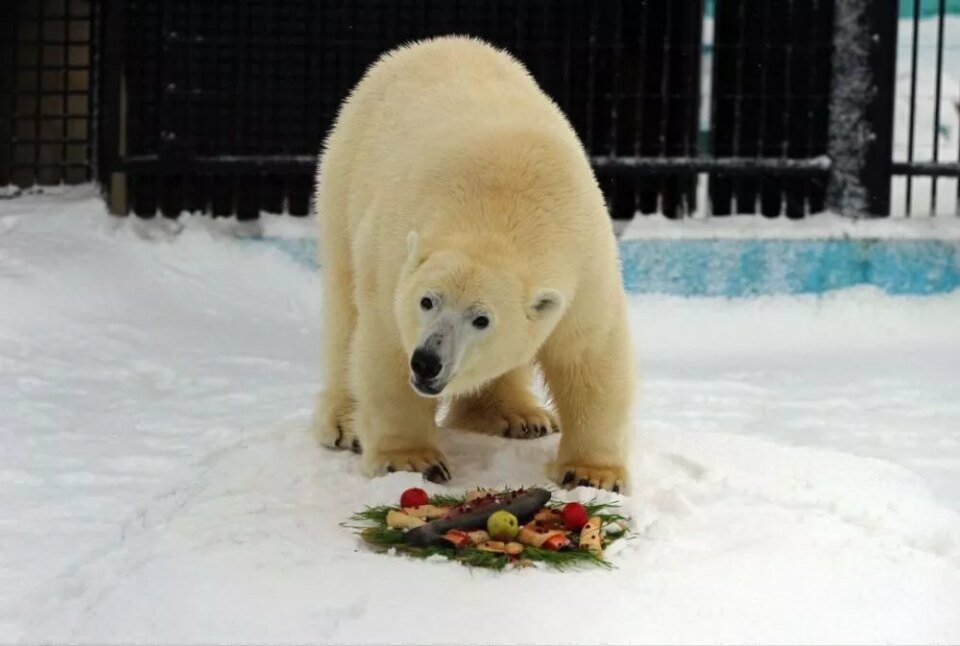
[411,348,443,381]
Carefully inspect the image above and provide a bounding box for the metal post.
[0,1,15,187]
[98,0,127,214]
[826,0,898,216]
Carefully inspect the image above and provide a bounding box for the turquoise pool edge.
[256,237,960,297]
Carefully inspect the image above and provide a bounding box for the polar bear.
[312,36,634,491]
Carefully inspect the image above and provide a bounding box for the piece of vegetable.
[386,510,426,530]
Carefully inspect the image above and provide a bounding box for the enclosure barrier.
[0,0,96,188]
[1,0,958,217]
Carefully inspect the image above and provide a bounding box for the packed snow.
[1,186,959,644]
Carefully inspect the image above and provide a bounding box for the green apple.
[487,510,519,541]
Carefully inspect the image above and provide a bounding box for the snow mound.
[1,187,959,644]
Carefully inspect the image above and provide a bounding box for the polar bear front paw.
[556,463,626,493]
[312,392,361,454]
[445,402,560,440]
[318,421,362,454]
[363,447,451,483]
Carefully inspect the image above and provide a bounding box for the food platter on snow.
[346,486,631,571]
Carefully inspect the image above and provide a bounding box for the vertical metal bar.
[905,0,920,216]
[88,0,98,183]
[514,0,525,61]
[62,0,71,182]
[607,0,621,160]
[930,0,945,215]
[783,0,801,217]
[0,1,15,186]
[585,1,598,153]
[633,0,650,215]
[537,0,550,88]
[99,0,126,212]
[757,0,780,216]
[633,1,649,160]
[658,1,673,158]
[658,1,675,215]
[755,0,770,160]
[730,0,748,212]
[731,0,747,159]
[35,0,45,184]
[781,0,795,159]
[187,0,197,212]
[826,0,898,216]
[682,0,704,216]
[805,0,820,162]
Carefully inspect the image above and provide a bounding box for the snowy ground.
[2,187,960,644]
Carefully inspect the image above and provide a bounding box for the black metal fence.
[893,0,960,216]
[1,0,958,217]
[0,0,96,189]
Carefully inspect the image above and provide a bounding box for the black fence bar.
[929,0,947,213]
[826,0,898,216]
[98,0,124,212]
[120,153,833,179]
[594,155,830,177]
[891,162,960,178]
[0,1,14,187]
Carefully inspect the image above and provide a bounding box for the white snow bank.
[621,209,960,239]
[2,187,959,644]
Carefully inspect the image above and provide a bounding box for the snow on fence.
[0,0,958,219]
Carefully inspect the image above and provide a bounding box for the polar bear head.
[395,231,565,397]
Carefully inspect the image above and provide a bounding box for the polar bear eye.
[472,315,490,330]
[420,297,434,311]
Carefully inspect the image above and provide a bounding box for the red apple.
[400,487,429,508]
[562,502,590,530]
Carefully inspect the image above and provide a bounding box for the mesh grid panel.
[114,0,703,218]
[0,0,95,188]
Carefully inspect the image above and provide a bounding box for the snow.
[2,186,960,644]
[621,208,960,239]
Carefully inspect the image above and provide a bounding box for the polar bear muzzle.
[410,346,444,395]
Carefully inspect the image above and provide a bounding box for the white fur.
[311,36,634,490]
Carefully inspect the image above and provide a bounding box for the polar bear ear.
[406,230,421,257]
[527,288,564,321]
[405,230,425,268]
